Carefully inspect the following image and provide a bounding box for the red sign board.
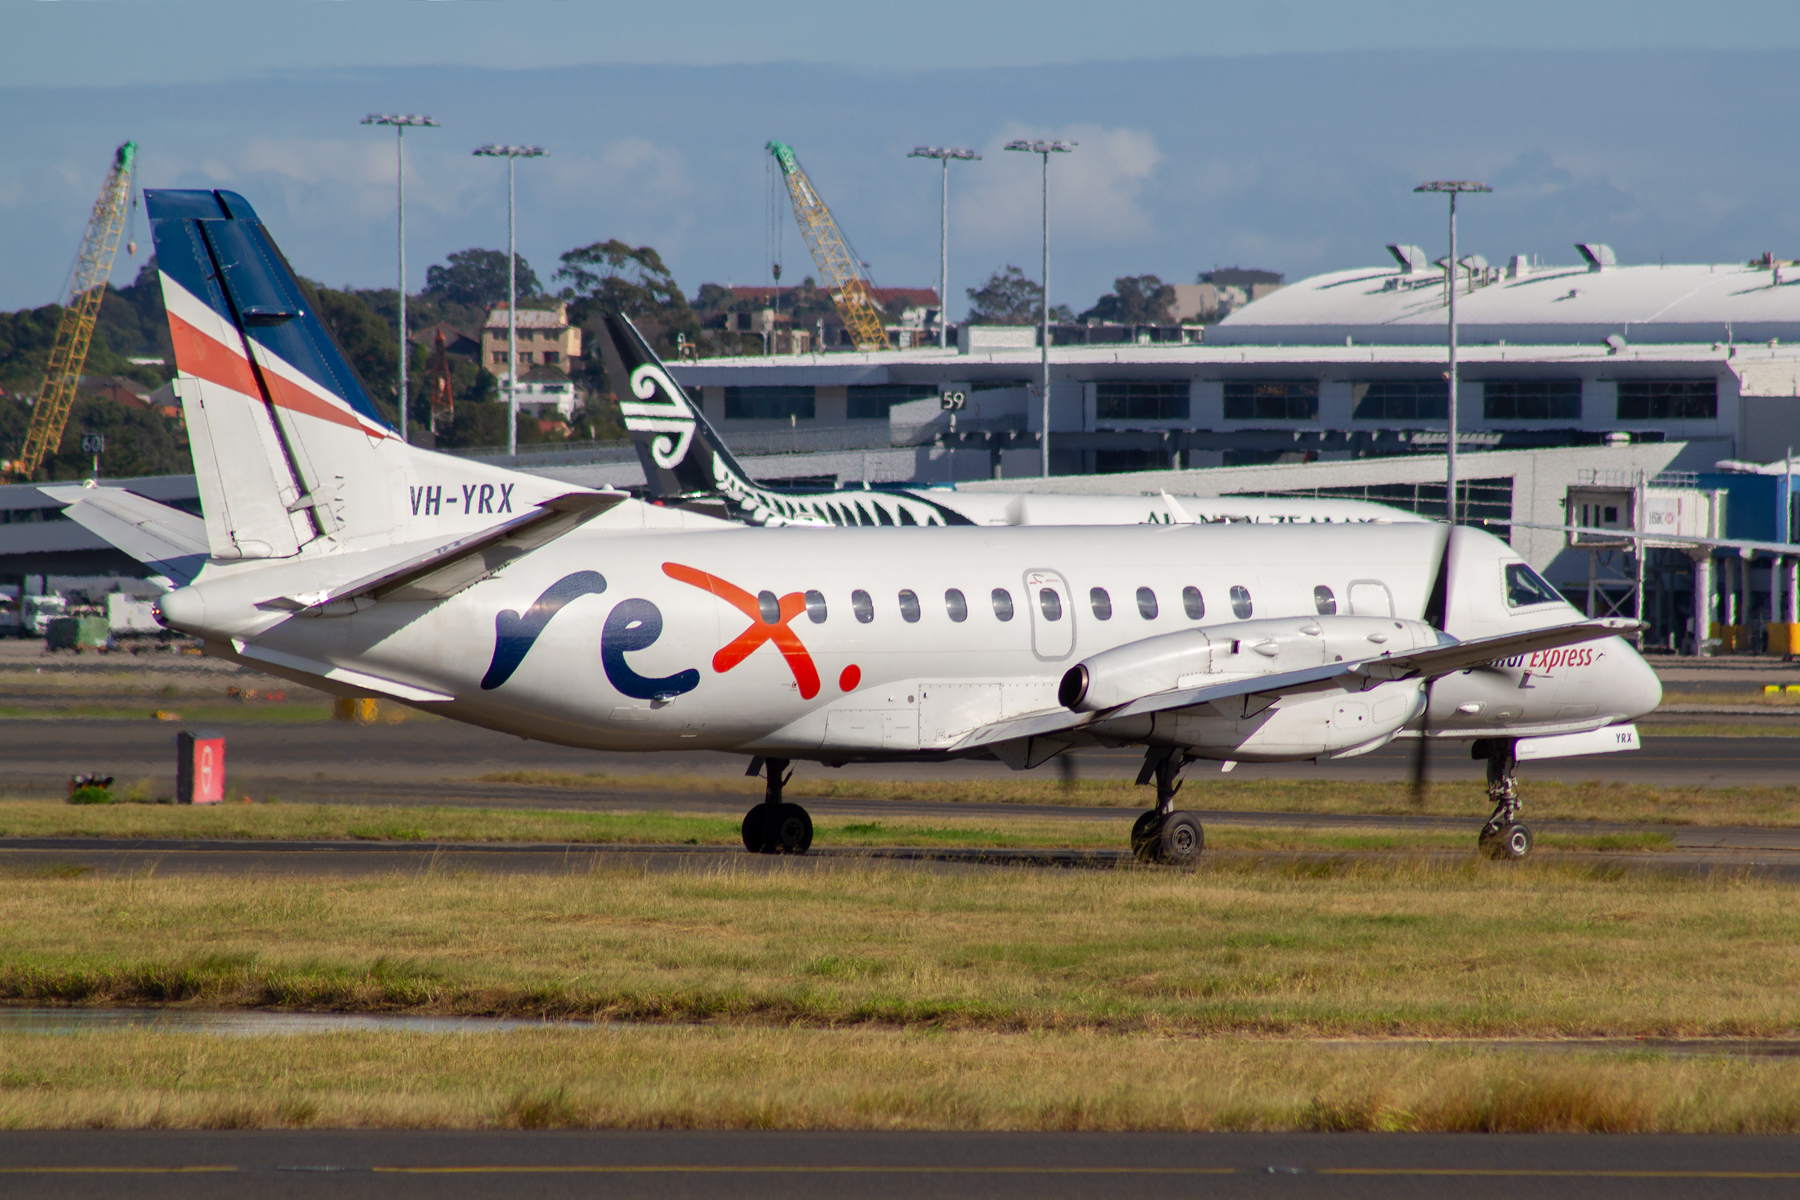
[177,730,225,804]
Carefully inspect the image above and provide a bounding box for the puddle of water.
[0,1007,581,1036]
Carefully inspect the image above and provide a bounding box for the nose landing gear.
[1130,749,1205,866]
[1474,739,1532,860]
[741,756,813,855]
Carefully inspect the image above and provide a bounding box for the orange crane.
[766,141,889,351]
[5,141,139,481]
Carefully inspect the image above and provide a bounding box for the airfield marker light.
[362,114,439,448]
[1413,180,1490,523]
[909,147,981,350]
[473,145,548,458]
[1004,140,1075,477]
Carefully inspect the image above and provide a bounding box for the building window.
[1094,449,1174,474]
[847,384,937,420]
[724,386,815,421]
[1224,381,1319,421]
[1096,381,1189,422]
[492,352,506,365]
[543,351,559,365]
[1482,379,1581,421]
[1616,379,1717,421]
[1351,380,1447,421]
[518,352,533,366]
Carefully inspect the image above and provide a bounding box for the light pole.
[1005,139,1074,476]
[908,147,980,350]
[473,144,546,457]
[1413,180,1490,524]
[362,114,438,446]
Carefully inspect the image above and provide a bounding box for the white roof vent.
[1576,243,1616,272]
[1507,255,1531,279]
[1604,333,1627,355]
[1386,244,1430,273]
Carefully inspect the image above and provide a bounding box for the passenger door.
[1024,569,1075,660]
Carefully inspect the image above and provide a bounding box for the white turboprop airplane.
[599,316,1420,530]
[50,188,1662,866]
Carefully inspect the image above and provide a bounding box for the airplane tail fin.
[596,314,760,505]
[148,188,575,565]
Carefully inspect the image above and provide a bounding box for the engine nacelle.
[1059,615,1443,713]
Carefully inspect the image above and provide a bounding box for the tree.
[423,249,541,309]
[1080,275,1175,325]
[965,266,1072,325]
[555,240,687,319]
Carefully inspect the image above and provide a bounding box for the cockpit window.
[1505,562,1562,608]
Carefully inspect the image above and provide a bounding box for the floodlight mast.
[1413,180,1490,524]
[909,146,980,350]
[473,145,547,457]
[362,114,439,446]
[1004,139,1075,476]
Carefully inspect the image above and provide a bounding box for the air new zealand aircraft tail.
[596,314,968,528]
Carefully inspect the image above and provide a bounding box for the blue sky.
[6,2,1800,317]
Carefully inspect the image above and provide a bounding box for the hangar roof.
[1211,259,1800,347]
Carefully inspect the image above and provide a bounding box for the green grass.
[0,799,1675,854]
[2,860,1794,1037]
[0,703,336,723]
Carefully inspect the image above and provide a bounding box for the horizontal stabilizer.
[952,617,1642,753]
[38,485,210,586]
[258,492,624,611]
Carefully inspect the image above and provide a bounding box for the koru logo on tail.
[619,362,695,469]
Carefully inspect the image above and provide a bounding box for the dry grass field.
[2,860,1799,1130]
[3,1026,1800,1132]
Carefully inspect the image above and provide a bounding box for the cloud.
[956,122,1163,256]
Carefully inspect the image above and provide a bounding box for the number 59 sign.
[940,390,966,412]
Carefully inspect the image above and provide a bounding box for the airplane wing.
[38,485,210,586]
[951,617,1641,753]
[257,492,625,611]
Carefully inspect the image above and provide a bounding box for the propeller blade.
[1412,522,1455,807]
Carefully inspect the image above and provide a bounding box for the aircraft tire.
[771,803,814,855]
[1130,811,1163,862]
[1154,812,1205,866]
[741,806,772,853]
[1484,822,1533,861]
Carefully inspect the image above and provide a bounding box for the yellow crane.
[766,141,889,351]
[5,141,139,481]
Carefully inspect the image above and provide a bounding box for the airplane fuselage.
[162,507,1662,764]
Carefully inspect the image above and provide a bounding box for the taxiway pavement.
[1,1130,1797,1199]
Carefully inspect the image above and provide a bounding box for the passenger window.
[1090,587,1112,620]
[1313,585,1336,615]
[1230,585,1253,619]
[804,590,828,624]
[1039,588,1063,621]
[991,588,1015,621]
[757,590,780,624]
[851,589,874,623]
[898,589,921,622]
[1505,562,1562,608]
[1182,586,1204,620]
[945,588,968,622]
[1136,587,1158,619]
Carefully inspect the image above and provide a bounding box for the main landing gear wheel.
[1480,822,1533,861]
[1473,738,1532,861]
[740,757,814,856]
[1130,750,1205,866]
